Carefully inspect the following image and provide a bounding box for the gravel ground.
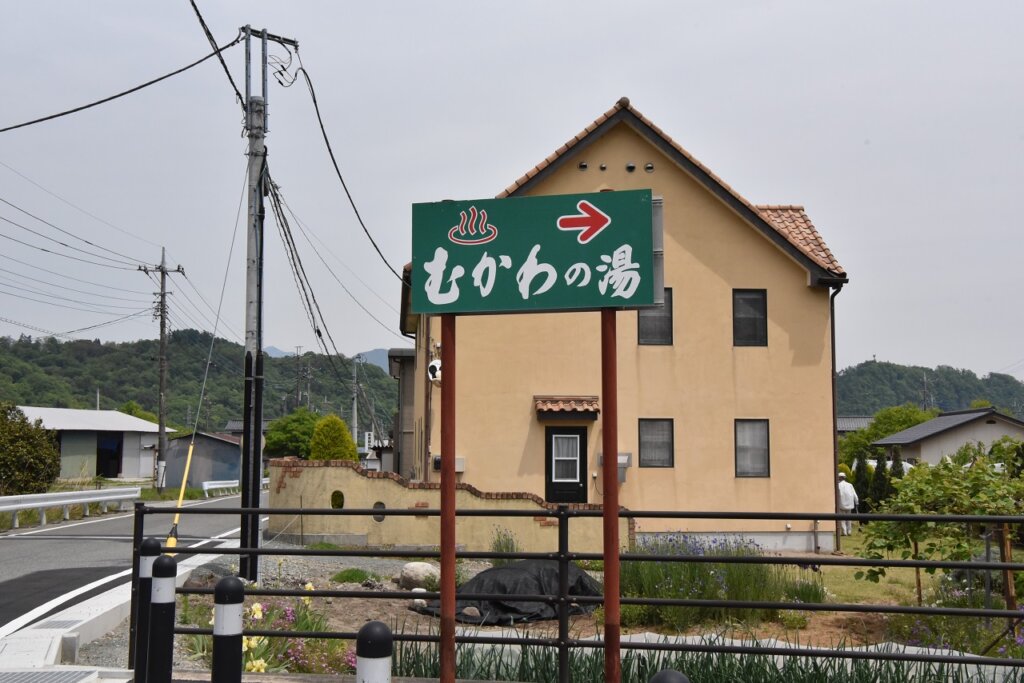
[76,540,487,671]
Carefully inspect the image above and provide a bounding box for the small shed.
[872,407,1024,465]
[18,405,166,479]
[165,432,241,488]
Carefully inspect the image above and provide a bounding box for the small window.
[733,289,767,346]
[735,419,770,477]
[639,419,674,467]
[639,288,673,345]
[551,434,580,482]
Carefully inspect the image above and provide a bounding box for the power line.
[276,190,399,314]
[0,274,148,310]
[0,37,243,134]
[187,0,245,107]
[62,310,152,336]
[0,196,146,264]
[0,284,150,316]
[0,265,151,302]
[0,220,136,270]
[294,57,402,282]
[0,213,138,267]
[0,160,162,249]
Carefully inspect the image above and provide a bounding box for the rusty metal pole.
[601,308,621,683]
[440,314,457,683]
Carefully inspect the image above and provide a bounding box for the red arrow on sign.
[557,200,612,244]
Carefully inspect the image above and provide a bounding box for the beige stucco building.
[397,98,848,551]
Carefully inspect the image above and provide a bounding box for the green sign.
[411,189,654,314]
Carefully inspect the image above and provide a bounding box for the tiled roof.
[873,408,1024,446]
[498,97,845,279]
[837,416,873,433]
[534,395,600,414]
[756,205,843,274]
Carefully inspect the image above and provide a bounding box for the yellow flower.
[245,658,267,673]
[302,582,314,606]
[249,602,264,621]
[304,581,314,591]
[241,635,263,652]
[208,608,215,626]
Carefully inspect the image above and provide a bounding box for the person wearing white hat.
[837,472,858,536]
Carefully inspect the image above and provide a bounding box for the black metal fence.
[129,503,1024,681]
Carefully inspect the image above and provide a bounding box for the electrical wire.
[0,253,147,293]
[276,189,399,314]
[0,265,151,302]
[0,284,148,315]
[0,37,243,134]
[0,196,146,264]
[0,213,139,267]
[0,274,147,311]
[0,160,163,249]
[61,310,153,336]
[187,0,245,107]
[293,55,402,282]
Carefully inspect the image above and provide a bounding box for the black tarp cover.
[411,559,603,625]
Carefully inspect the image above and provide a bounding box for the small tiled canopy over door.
[545,426,587,504]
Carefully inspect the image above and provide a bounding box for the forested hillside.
[837,361,1024,416]
[0,331,398,438]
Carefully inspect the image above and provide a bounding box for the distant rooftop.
[837,416,873,433]
[873,408,1023,446]
[18,406,167,433]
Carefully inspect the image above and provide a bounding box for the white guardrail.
[202,477,270,498]
[0,487,141,529]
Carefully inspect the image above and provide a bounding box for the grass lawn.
[822,526,920,605]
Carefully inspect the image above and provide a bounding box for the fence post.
[37,506,46,527]
[356,620,393,682]
[147,554,177,683]
[557,504,570,683]
[132,537,161,681]
[649,670,690,683]
[212,576,245,683]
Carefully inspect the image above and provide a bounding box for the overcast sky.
[1,2,1021,379]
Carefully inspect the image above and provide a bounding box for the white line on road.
[0,519,264,639]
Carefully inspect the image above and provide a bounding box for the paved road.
[0,494,261,636]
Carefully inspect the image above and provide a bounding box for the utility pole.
[351,356,360,443]
[294,345,302,411]
[239,25,298,583]
[139,247,184,492]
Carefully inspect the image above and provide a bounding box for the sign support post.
[440,314,457,683]
[601,308,621,682]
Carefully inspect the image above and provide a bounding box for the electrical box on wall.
[597,452,632,483]
[432,455,466,472]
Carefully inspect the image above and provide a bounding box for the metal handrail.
[0,487,140,528]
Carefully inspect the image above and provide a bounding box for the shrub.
[331,568,378,584]
[308,414,357,461]
[490,527,521,567]
[0,403,60,495]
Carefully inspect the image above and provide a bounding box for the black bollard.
[649,670,691,683]
[356,620,394,682]
[133,537,161,683]
[146,554,177,683]
[212,576,246,683]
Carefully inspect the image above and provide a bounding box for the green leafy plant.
[331,567,379,584]
[308,414,358,461]
[489,526,521,567]
[0,402,60,495]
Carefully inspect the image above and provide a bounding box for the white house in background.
[18,406,168,479]
[872,407,1024,466]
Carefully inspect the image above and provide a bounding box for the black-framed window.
[733,289,767,346]
[735,419,770,477]
[639,418,674,467]
[638,288,673,345]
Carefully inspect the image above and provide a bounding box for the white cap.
[838,472,846,479]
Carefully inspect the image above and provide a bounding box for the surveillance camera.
[427,359,442,386]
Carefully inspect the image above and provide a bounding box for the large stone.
[398,561,440,589]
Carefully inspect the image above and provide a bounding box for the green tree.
[857,457,1024,605]
[119,400,158,423]
[839,403,937,468]
[852,451,872,513]
[890,450,906,481]
[309,414,358,462]
[264,408,319,458]
[867,457,889,511]
[0,403,60,495]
